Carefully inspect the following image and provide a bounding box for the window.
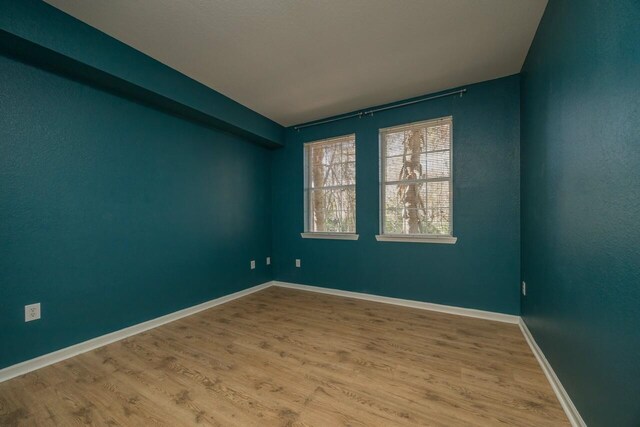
[302,134,358,239]
[377,117,456,243]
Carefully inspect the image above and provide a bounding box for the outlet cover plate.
[25,303,41,322]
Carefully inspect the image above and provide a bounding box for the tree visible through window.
[380,117,452,236]
[304,135,356,233]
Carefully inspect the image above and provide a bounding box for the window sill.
[375,235,458,244]
[301,233,360,241]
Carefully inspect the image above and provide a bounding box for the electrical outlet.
[250,260,256,270]
[295,259,301,268]
[266,257,271,265]
[522,281,527,296]
[25,303,41,322]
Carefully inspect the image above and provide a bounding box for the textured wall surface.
[0,55,273,369]
[272,76,521,315]
[520,1,640,425]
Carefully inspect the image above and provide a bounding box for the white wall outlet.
[295,259,301,268]
[250,260,256,270]
[25,303,41,322]
[522,281,527,296]
[266,257,271,265]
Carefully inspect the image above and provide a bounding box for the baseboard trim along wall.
[518,319,586,427]
[272,281,520,324]
[0,279,584,426]
[0,282,272,383]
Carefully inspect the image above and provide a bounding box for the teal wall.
[272,76,521,315]
[0,54,273,369]
[520,1,640,426]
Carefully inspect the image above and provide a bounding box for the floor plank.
[0,287,569,426]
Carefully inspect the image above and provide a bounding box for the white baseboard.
[0,278,584,427]
[0,280,517,384]
[274,281,584,425]
[0,282,272,383]
[518,318,586,427]
[271,281,520,324]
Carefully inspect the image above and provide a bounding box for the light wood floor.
[0,287,569,426]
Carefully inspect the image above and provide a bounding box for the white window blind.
[304,134,356,234]
[379,117,453,237]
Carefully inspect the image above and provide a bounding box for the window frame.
[302,134,359,240]
[376,116,457,244]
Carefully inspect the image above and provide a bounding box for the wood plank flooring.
[0,287,569,426]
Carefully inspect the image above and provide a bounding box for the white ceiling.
[45,0,547,127]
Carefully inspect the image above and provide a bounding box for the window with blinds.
[304,134,356,234]
[379,117,452,237]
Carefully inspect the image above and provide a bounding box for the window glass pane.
[308,144,326,189]
[384,183,427,234]
[385,155,405,181]
[426,124,451,151]
[321,210,356,233]
[331,160,355,186]
[384,207,404,234]
[384,183,427,210]
[384,131,407,157]
[426,150,450,179]
[384,183,400,211]
[425,207,450,235]
[427,181,450,209]
[310,187,355,217]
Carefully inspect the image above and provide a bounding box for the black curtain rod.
[294,88,466,131]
